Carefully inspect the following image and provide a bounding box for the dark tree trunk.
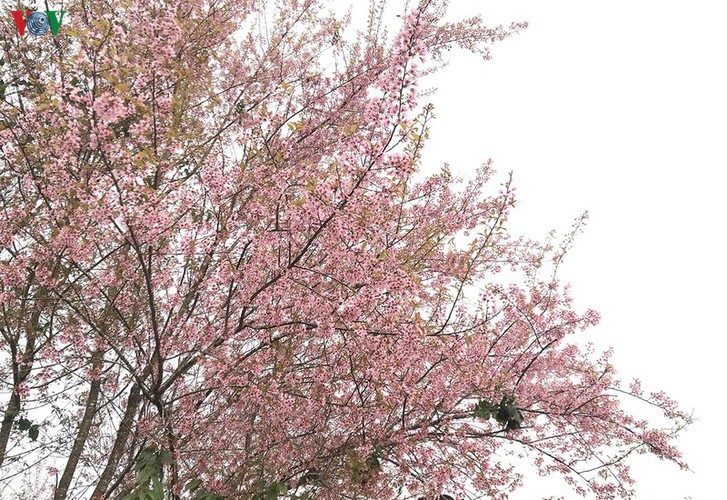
[0,390,22,469]
[54,350,104,500]
[0,290,42,469]
[90,383,142,499]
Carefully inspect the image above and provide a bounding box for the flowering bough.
[0,0,689,499]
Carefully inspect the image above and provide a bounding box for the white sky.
[420,1,727,498]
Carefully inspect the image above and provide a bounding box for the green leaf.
[506,407,524,430]
[157,448,174,465]
[136,447,157,471]
[122,489,143,500]
[137,467,155,485]
[17,418,32,431]
[496,395,514,424]
[491,394,524,430]
[149,475,164,500]
[28,425,39,441]
[186,479,202,492]
[365,454,381,470]
[474,400,497,420]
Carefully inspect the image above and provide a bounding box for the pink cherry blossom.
[0,1,688,499]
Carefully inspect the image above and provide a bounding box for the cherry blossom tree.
[0,0,689,498]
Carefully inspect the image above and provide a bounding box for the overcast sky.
[419,1,726,498]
